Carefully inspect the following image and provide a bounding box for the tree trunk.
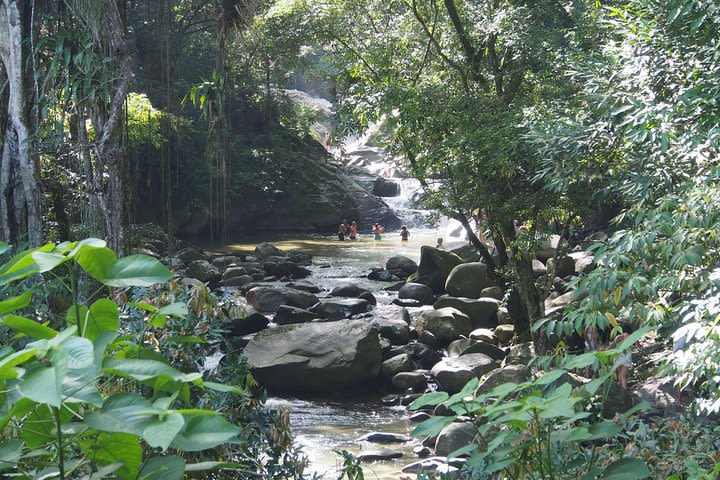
[0,0,41,246]
[499,221,543,342]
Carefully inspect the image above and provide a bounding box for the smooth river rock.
[398,283,435,305]
[444,262,495,298]
[244,320,382,392]
[408,246,462,293]
[431,354,499,393]
[433,296,500,330]
[245,286,319,313]
[309,298,370,320]
[417,307,472,345]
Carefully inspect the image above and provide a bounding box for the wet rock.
[187,260,221,284]
[225,312,270,336]
[288,250,313,265]
[448,339,506,362]
[399,283,435,305]
[245,286,320,313]
[386,256,419,276]
[477,364,531,394]
[504,342,535,366]
[546,256,576,278]
[418,330,438,348]
[401,393,422,405]
[469,328,498,345]
[358,291,377,305]
[480,286,503,300]
[431,354,499,393]
[417,307,472,345]
[372,177,401,197]
[176,247,208,265]
[244,320,381,392]
[363,305,411,345]
[309,298,371,320]
[402,457,462,474]
[286,281,322,294]
[392,372,428,391]
[435,422,476,457]
[211,255,243,271]
[445,263,495,298]
[392,298,423,308]
[410,343,443,369]
[330,282,370,298]
[381,353,414,378]
[368,268,399,282]
[223,274,253,287]
[273,305,317,325]
[410,412,432,422]
[357,447,403,461]
[532,259,547,277]
[254,242,287,260]
[493,324,515,343]
[414,446,432,458]
[356,432,412,443]
[409,246,463,293]
[433,297,500,330]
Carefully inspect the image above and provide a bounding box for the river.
[221,228,461,479]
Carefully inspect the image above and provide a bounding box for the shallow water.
[219,229,460,479]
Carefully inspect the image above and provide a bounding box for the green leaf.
[101,255,171,288]
[2,315,58,340]
[170,415,241,452]
[103,358,187,384]
[157,303,188,317]
[22,404,72,449]
[0,439,23,471]
[0,242,10,256]
[599,458,651,479]
[0,291,31,316]
[411,415,455,439]
[20,366,61,407]
[81,432,142,480]
[143,412,185,451]
[83,299,120,342]
[0,348,38,380]
[409,391,449,410]
[85,393,165,436]
[138,455,184,480]
[202,381,244,394]
[535,369,567,386]
[562,352,598,370]
[76,245,117,282]
[0,244,52,285]
[587,420,621,440]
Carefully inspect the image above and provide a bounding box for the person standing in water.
[373,223,385,240]
[400,225,410,242]
[338,220,348,241]
[349,221,358,241]
[436,237,444,249]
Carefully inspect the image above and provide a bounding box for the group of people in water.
[337,219,411,242]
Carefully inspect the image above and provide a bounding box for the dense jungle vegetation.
[0,0,719,478]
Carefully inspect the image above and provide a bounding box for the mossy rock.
[409,246,463,293]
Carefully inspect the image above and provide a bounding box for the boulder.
[363,305,411,345]
[357,447,403,461]
[309,298,370,320]
[244,320,382,392]
[273,305,317,325]
[435,422,476,457]
[381,353,414,378]
[285,281,322,293]
[211,255,243,271]
[601,381,635,419]
[536,235,562,262]
[357,432,412,443]
[417,307,472,345]
[532,259,547,277]
[372,177,401,197]
[493,324,515,343]
[386,256,419,276]
[254,242,287,260]
[448,339,506,362]
[225,312,270,336]
[634,376,683,417]
[574,254,596,274]
[477,364,531,394]
[223,266,248,281]
[480,286,503,300]
[392,372,427,391]
[410,412,432,423]
[223,274,253,287]
[407,343,443,369]
[417,330,438,348]
[469,328,497,345]
[288,251,313,265]
[187,260,221,284]
[266,261,311,279]
[409,246,463,293]
[445,263,495,298]
[176,247,208,264]
[330,282,369,298]
[358,291,377,305]
[368,268,399,282]
[546,256,576,278]
[398,283,435,305]
[392,298,424,308]
[504,342,535,366]
[245,286,319,313]
[433,297,500,330]
[402,457,462,475]
[431,354,499,393]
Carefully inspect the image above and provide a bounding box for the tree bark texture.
[0,0,41,246]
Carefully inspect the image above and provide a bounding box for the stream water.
[222,228,461,479]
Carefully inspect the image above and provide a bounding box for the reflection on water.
[266,396,415,480]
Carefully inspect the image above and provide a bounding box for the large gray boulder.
[362,305,411,345]
[431,354,499,393]
[309,298,370,320]
[435,422,476,457]
[245,286,319,313]
[372,177,401,197]
[273,305,317,325]
[381,353,413,379]
[417,307,472,345]
[187,260,221,284]
[176,247,208,265]
[536,235,562,262]
[255,242,287,260]
[477,364,531,394]
[398,283,435,305]
[330,282,369,298]
[386,256,419,276]
[445,263,495,299]
[408,246,463,293]
[244,320,382,392]
[447,339,506,362]
[546,256,576,278]
[433,297,500,330]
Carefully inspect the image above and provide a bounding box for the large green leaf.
[0,439,23,471]
[599,458,651,479]
[101,255,171,288]
[22,404,72,449]
[76,245,117,282]
[20,366,62,407]
[2,315,58,340]
[411,415,455,439]
[0,242,10,256]
[0,244,53,285]
[138,455,185,480]
[170,415,241,452]
[0,291,31,316]
[409,391,449,410]
[80,432,142,480]
[0,348,38,380]
[55,337,102,406]
[143,412,185,451]
[83,299,120,342]
[85,393,166,436]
